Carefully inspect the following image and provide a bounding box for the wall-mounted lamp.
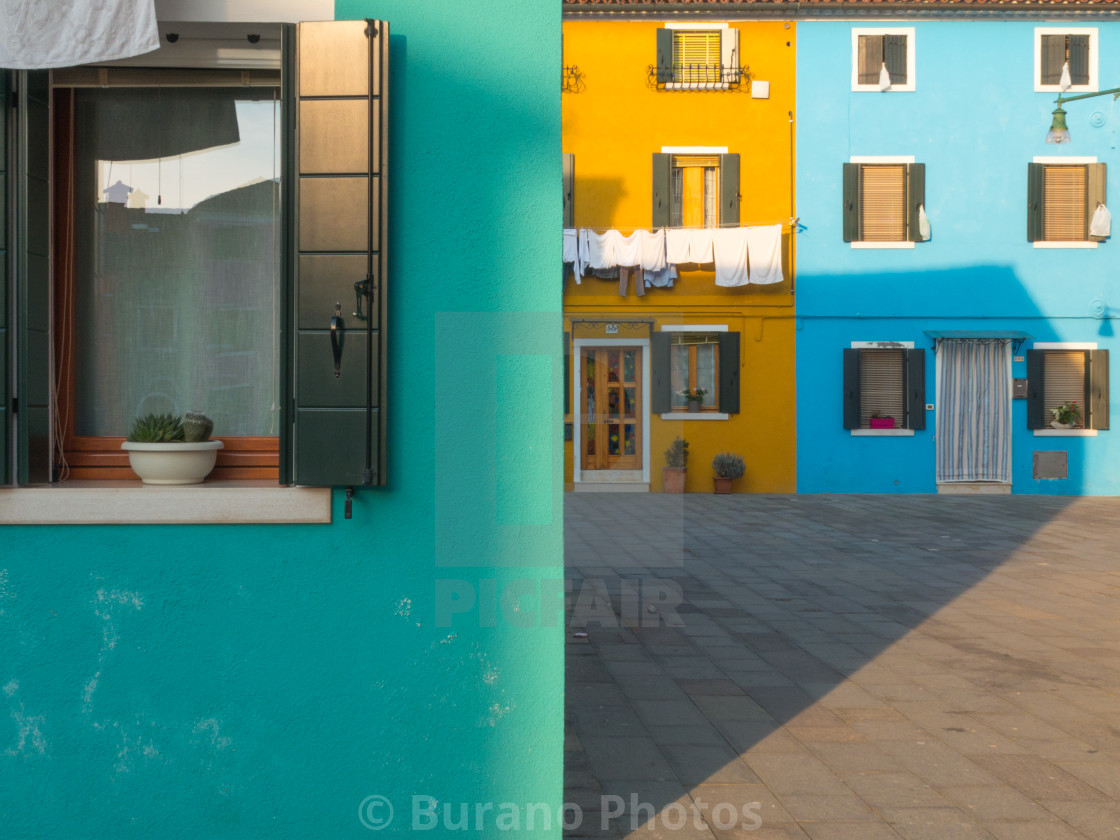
[1046,87,1120,144]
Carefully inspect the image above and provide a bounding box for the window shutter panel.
[563,331,571,416]
[843,349,861,430]
[905,349,926,430]
[656,29,673,84]
[906,163,925,243]
[857,35,883,85]
[1026,350,1045,429]
[0,71,8,485]
[842,163,860,242]
[1069,35,1090,85]
[652,153,672,228]
[717,332,740,414]
[1087,162,1106,241]
[1040,34,1064,85]
[651,332,672,414]
[562,153,574,229]
[719,153,740,227]
[1027,163,1044,242]
[884,34,907,85]
[721,27,740,84]
[290,21,388,487]
[16,71,51,484]
[1090,349,1109,430]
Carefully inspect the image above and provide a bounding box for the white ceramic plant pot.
[121,440,224,485]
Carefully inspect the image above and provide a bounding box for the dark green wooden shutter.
[651,332,672,414]
[719,153,739,227]
[857,35,883,85]
[652,153,671,228]
[562,153,574,229]
[656,29,673,84]
[1027,163,1044,243]
[884,35,907,85]
[0,72,9,485]
[842,349,861,430]
[1088,162,1107,241]
[717,332,740,414]
[1026,350,1045,429]
[904,349,925,430]
[562,331,571,416]
[1040,34,1065,85]
[16,71,50,484]
[1090,349,1109,430]
[290,20,388,487]
[906,163,925,242]
[842,163,860,243]
[1068,35,1090,86]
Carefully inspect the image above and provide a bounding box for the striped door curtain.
[936,340,1012,483]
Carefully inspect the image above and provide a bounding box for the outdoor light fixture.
[1046,87,1120,143]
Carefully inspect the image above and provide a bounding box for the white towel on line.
[689,229,714,263]
[582,229,616,270]
[713,227,751,287]
[613,230,642,267]
[638,229,666,271]
[665,228,714,264]
[563,229,581,284]
[745,224,784,286]
[666,229,691,264]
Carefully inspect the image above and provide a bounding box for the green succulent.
[127,412,185,443]
[182,410,214,443]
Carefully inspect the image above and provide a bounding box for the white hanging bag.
[1090,203,1111,238]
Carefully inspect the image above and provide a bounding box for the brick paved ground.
[564,494,1120,840]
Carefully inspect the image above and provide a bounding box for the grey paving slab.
[563,494,1120,839]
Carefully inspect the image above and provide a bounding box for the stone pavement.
[564,493,1120,840]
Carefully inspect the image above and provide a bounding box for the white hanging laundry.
[918,205,931,241]
[745,224,784,286]
[645,265,677,288]
[563,229,580,284]
[713,228,750,287]
[583,229,617,270]
[666,229,691,264]
[878,62,891,91]
[0,0,159,69]
[1090,203,1112,238]
[638,229,667,271]
[1060,61,1073,93]
[689,228,715,263]
[614,230,642,267]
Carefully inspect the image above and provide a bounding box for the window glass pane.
[73,87,281,437]
[703,167,718,228]
[670,344,689,408]
[696,344,716,406]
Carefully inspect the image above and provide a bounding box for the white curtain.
[0,0,158,69]
[936,340,1012,483]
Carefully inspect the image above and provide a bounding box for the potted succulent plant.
[662,436,689,493]
[869,411,896,430]
[120,411,223,485]
[711,452,745,494]
[681,387,708,413]
[1050,400,1082,430]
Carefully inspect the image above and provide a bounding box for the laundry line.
[573,219,798,234]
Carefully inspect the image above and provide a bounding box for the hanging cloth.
[614,230,642,267]
[878,63,891,91]
[638,229,666,271]
[712,227,750,287]
[666,229,691,264]
[582,229,616,270]
[918,205,932,241]
[0,0,159,69]
[688,228,714,263]
[745,224,784,286]
[936,340,1012,483]
[1090,203,1111,238]
[1059,61,1073,93]
[563,228,581,284]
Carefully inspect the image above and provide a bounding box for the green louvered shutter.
[1040,35,1065,85]
[651,332,672,414]
[857,35,883,85]
[652,153,671,228]
[842,163,860,242]
[905,349,926,430]
[842,349,861,429]
[884,35,907,85]
[16,71,51,485]
[562,331,571,416]
[717,332,740,414]
[719,153,739,227]
[1068,35,1090,86]
[0,72,9,485]
[656,29,673,84]
[1087,162,1107,242]
[906,163,925,242]
[562,153,574,228]
[1027,163,1044,243]
[289,20,389,487]
[1090,349,1109,430]
[1026,350,1045,429]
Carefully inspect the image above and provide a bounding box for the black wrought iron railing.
[562,65,584,94]
[647,64,748,91]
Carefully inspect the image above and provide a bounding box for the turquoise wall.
[796,20,1120,494]
[0,1,564,837]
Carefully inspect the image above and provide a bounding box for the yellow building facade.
[563,17,797,493]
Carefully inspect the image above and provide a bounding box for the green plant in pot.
[662,436,689,494]
[1050,400,1082,429]
[680,387,708,413]
[711,452,745,494]
[121,411,223,485]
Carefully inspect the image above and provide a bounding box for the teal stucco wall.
[0,1,563,837]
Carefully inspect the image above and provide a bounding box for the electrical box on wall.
[1013,378,1028,399]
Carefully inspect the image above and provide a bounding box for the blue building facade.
[797,16,1120,495]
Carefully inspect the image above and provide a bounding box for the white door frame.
[572,338,651,485]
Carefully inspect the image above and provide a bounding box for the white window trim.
[851,27,916,93]
[660,324,729,332]
[663,326,727,416]
[662,22,733,91]
[851,429,915,437]
[1032,342,1099,436]
[661,146,728,155]
[1031,155,1100,249]
[1034,27,1098,93]
[1034,428,1097,437]
[663,21,730,31]
[849,340,916,435]
[660,413,730,421]
[850,155,915,164]
[849,156,917,250]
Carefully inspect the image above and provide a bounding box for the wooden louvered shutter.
[651,332,672,414]
[1068,35,1090,86]
[1043,165,1088,242]
[884,35,907,85]
[860,165,906,242]
[562,153,574,229]
[1040,34,1066,85]
[906,163,925,243]
[842,163,859,243]
[1043,350,1088,429]
[652,154,672,228]
[1090,349,1109,429]
[717,332,740,415]
[719,153,740,227]
[1087,162,1106,242]
[563,331,571,416]
[1027,162,1044,242]
[859,349,905,429]
[674,30,720,85]
[905,349,926,430]
[857,35,883,85]
[656,29,673,84]
[1026,350,1045,429]
[842,349,861,430]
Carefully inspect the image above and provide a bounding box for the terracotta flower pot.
[713,476,732,494]
[662,466,686,493]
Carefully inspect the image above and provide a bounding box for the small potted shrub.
[662,436,689,493]
[869,411,896,430]
[1050,400,1082,430]
[711,452,745,494]
[120,411,223,485]
[681,387,708,414]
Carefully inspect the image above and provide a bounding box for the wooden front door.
[580,346,642,471]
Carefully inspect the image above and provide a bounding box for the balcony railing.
[647,64,749,91]
[562,65,584,94]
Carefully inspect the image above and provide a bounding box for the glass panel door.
[580,346,642,471]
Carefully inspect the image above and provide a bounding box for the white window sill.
[661,412,730,420]
[1033,241,1099,249]
[1036,84,1097,94]
[851,241,915,250]
[663,82,731,91]
[1033,429,1098,437]
[851,429,915,436]
[851,85,916,93]
[0,482,332,524]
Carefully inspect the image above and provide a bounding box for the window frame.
[654,326,738,420]
[668,333,721,412]
[844,341,925,436]
[1028,342,1108,436]
[660,22,737,91]
[851,27,916,93]
[1029,156,1105,249]
[1035,27,1098,94]
[845,156,924,249]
